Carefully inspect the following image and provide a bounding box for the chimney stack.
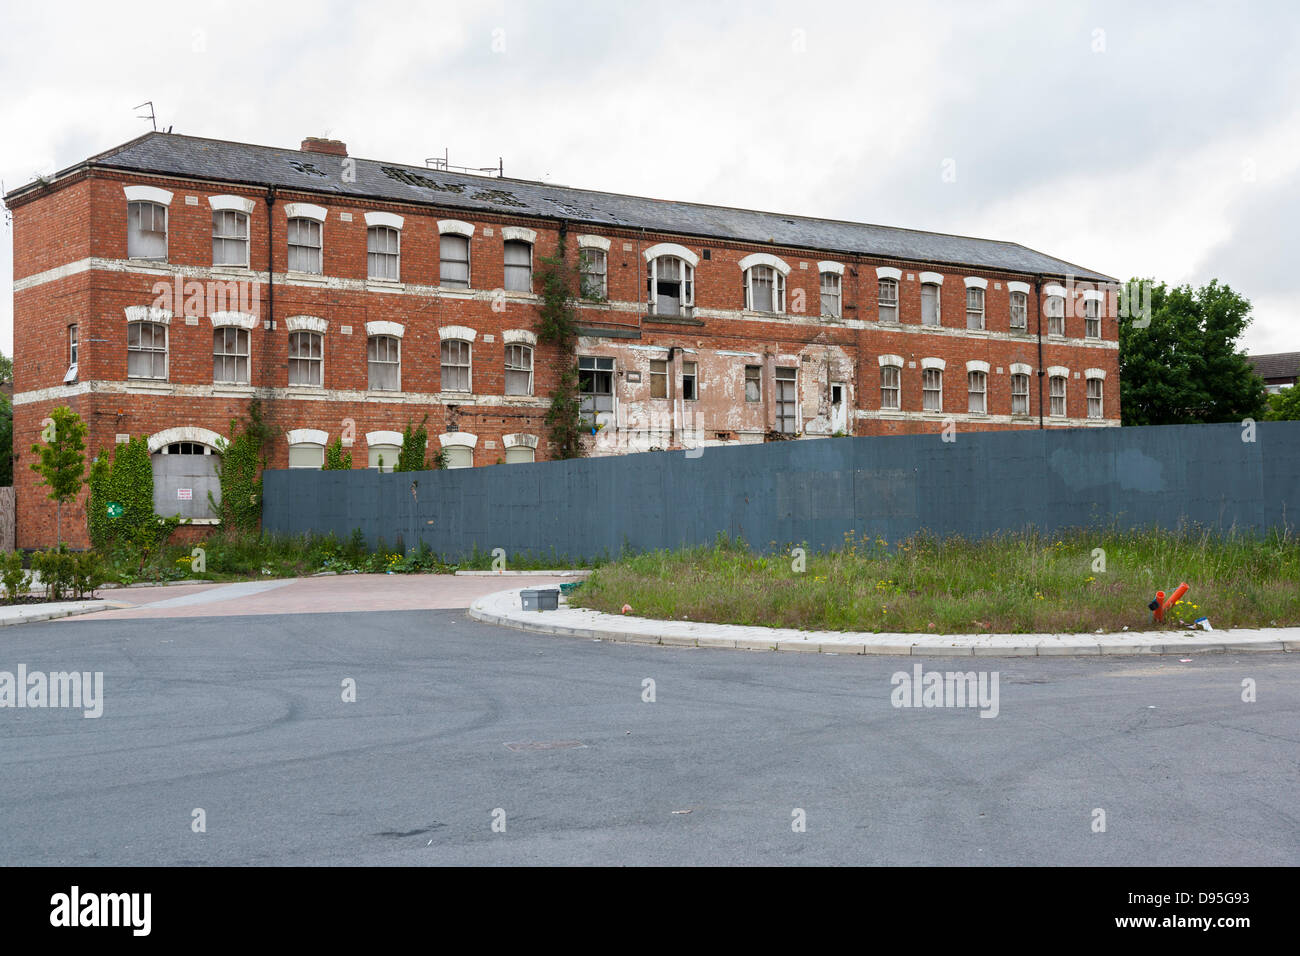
[301,137,348,157]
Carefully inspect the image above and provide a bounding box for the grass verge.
[568,527,1300,634]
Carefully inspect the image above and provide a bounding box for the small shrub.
[1,551,32,603]
[31,546,76,602]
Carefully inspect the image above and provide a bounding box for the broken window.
[127,201,167,259]
[682,361,698,401]
[288,331,323,387]
[368,334,401,391]
[1010,291,1028,330]
[745,265,785,313]
[213,326,249,384]
[287,218,322,273]
[820,272,841,318]
[775,367,797,434]
[441,339,472,392]
[878,278,898,323]
[650,359,668,398]
[212,210,249,267]
[647,256,693,316]
[744,365,762,403]
[127,321,167,380]
[578,356,614,423]
[505,344,533,395]
[504,240,532,292]
[580,248,607,300]
[367,225,400,281]
[440,234,470,287]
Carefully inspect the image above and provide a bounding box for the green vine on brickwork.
[535,238,586,460]
[323,437,352,470]
[87,436,157,550]
[214,399,274,535]
[394,416,447,471]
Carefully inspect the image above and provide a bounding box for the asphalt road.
[1,609,1297,865]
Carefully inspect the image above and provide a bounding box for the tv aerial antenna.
[134,100,157,131]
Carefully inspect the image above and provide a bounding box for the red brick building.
[5,132,1120,549]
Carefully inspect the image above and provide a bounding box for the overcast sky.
[3,0,1298,358]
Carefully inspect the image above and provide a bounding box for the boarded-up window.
[505,445,535,464]
[921,284,940,326]
[152,443,219,519]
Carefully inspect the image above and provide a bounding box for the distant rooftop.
[1248,352,1300,381]
[8,131,1115,281]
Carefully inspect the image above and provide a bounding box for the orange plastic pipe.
[1153,589,1166,623]
[1156,582,1189,622]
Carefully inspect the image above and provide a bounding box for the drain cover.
[504,740,586,752]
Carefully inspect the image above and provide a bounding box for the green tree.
[323,436,353,470]
[1265,386,1300,421]
[1119,279,1268,425]
[0,393,12,486]
[29,405,88,547]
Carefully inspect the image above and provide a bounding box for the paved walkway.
[0,573,582,624]
[469,587,1300,656]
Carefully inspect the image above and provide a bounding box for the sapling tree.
[29,405,87,547]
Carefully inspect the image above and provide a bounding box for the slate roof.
[1248,352,1300,381]
[10,131,1115,281]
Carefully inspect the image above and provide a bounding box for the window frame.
[578,355,615,422]
[966,287,985,331]
[820,271,842,318]
[503,239,533,293]
[745,264,786,314]
[439,233,471,288]
[1087,377,1104,418]
[878,278,899,323]
[127,200,168,261]
[68,324,78,366]
[287,330,324,388]
[922,368,943,411]
[579,247,608,300]
[1011,373,1030,416]
[213,326,250,385]
[682,360,698,401]
[967,370,987,414]
[1010,291,1028,331]
[367,334,402,392]
[504,343,534,396]
[649,359,669,399]
[1085,297,1102,339]
[440,338,472,393]
[774,366,798,434]
[647,255,694,316]
[921,283,941,326]
[212,209,250,268]
[126,320,168,380]
[1050,375,1067,417]
[1047,295,1066,336]
[880,363,901,410]
[744,364,762,403]
[286,217,323,275]
[367,225,401,282]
